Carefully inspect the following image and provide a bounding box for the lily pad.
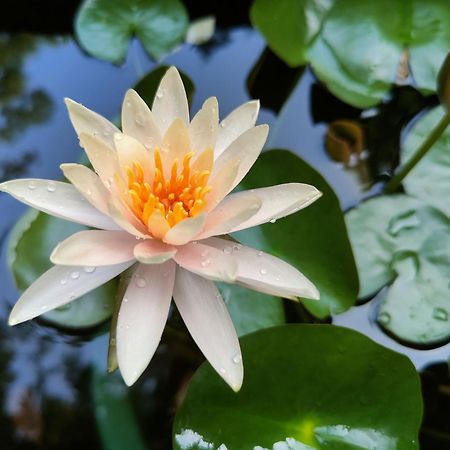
[173,325,422,449]
[346,194,450,344]
[7,209,117,329]
[234,149,359,319]
[75,0,188,64]
[251,0,450,107]
[217,282,285,337]
[402,106,450,217]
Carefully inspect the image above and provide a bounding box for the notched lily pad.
[7,209,116,329]
[75,0,189,64]
[173,325,422,449]
[346,194,450,345]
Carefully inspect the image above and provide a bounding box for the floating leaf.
[173,325,422,449]
[217,282,285,337]
[234,149,358,319]
[7,209,116,329]
[402,106,450,217]
[75,0,188,64]
[346,194,450,344]
[437,51,450,110]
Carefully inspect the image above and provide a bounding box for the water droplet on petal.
[201,249,209,257]
[219,367,226,374]
[433,307,448,321]
[378,311,391,325]
[232,354,241,364]
[86,189,92,196]
[115,134,124,141]
[233,244,242,252]
[135,277,147,288]
[123,297,129,303]
[70,271,80,280]
[60,278,67,285]
[46,182,56,192]
[84,266,96,273]
[156,90,163,99]
[135,114,145,126]
[69,292,76,300]
[223,246,232,254]
[257,251,263,257]
[269,218,277,224]
[201,259,211,267]
[260,268,267,275]
[27,182,36,190]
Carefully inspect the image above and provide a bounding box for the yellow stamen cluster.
[124,148,212,229]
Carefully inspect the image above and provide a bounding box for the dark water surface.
[0,28,448,449]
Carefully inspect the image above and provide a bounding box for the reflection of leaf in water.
[0,151,37,183]
[12,389,43,444]
[0,34,53,142]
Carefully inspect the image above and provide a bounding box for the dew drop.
[70,271,80,280]
[46,182,56,192]
[378,311,391,325]
[86,189,92,196]
[201,259,211,267]
[156,90,163,99]
[433,307,448,321]
[200,249,209,257]
[27,182,36,190]
[115,133,124,141]
[135,114,145,126]
[219,367,226,374]
[60,278,67,285]
[233,244,242,252]
[123,297,129,303]
[260,268,267,275]
[232,354,242,364]
[69,292,76,300]
[269,218,277,224]
[223,246,232,254]
[135,277,147,288]
[257,251,263,257]
[220,121,226,128]
[84,266,96,273]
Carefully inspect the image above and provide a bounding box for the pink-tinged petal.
[114,133,152,183]
[79,133,120,188]
[134,239,177,264]
[121,89,161,149]
[163,213,206,245]
[50,230,136,266]
[189,97,219,152]
[215,100,260,158]
[107,197,150,238]
[210,124,269,195]
[65,98,120,148]
[117,261,175,386]
[173,268,243,391]
[204,237,320,301]
[0,179,119,230]
[60,163,110,215]
[198,194,261,239]
[226,183,322,233]
[205,157,240,212]
[174,242,237,282]
[9,261,134,325]
[152,66,189,134]
[161,118,191,168]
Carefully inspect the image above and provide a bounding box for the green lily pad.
[251,0,450,107]
[173,325,422,449]
[402,106,450,217]
[346,194,450,344]
[75,0,188,64]
[7,209,117,329]
[134,65,195,106]
[217,282,285,337]
[234,149,359,319]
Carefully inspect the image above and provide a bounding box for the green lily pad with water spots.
[402,106,450,217]
[173,325,422,449]
[346,194,450,344]
[75,0,188,64]
[7,209,117,329]
[234,149,359,319]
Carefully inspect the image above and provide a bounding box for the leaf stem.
[384,112,450,193]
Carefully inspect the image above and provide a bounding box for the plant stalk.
[384,112,450,193]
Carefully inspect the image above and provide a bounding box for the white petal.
[210,124,268,196]
[173,268,243,391]
[9,261,134,325]
[134,239,177,264]
[204,237,320,300]
[198,194,261,239]
[226,184,322,232]
[152,66,189,134]
[114,133,152,183]
[117,261,176,386]
[161,118,191,167]
[163,214,206,246]
[215,100,260,157]
[121,89,161,149]
[65,98,120,148]
[107,197,150,238]
[0,179,119,230]
[189,97,219,152]
[61,163,110,215]
[174,242,237,282]
[79,133,119,188]
[50,230,136,266]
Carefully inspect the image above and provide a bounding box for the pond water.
[0,26,448,449]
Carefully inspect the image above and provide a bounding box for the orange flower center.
[122,148,212,230]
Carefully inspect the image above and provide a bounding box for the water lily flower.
[0,67,321,391]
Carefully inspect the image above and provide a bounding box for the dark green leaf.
[75,0,188,64]
[346,194,450,344]
[7,209,116,329]
[234,149,358,318]
[173,325,422,449]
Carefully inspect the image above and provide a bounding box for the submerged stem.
[384,112,450,193]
